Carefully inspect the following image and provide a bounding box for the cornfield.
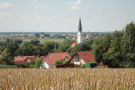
[0,69,135,90]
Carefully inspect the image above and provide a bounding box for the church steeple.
[77,18,83,44]
[78,18,82,32]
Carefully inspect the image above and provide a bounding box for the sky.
[0,0,135,32]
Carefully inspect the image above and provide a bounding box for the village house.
[69,51,95,68]
[40,52,71,69]
[14,56,39,64]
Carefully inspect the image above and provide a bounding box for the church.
[71,18,83,48]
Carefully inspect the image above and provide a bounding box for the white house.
[40,52,71,69]
[69,51,95,68]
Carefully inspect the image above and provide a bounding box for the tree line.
[92,21,135,68]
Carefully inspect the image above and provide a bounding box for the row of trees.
[92,21,135,68]
[0,38,92,65]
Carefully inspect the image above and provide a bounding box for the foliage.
[35,58,42,68]
[0,65,17,68]
[55,59,63,65]
[69,43,92,57]
[30,39,40,45]
[81,64,86,68]
[43,41,59,55]
[92,21,135,68]
[63,59,69,64]
[2,42,19,65]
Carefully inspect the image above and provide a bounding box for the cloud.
[98,9,103,12]
[68,0,81,10]
[69,0,81,6]
[0,2,13,9]
[31,0,38,4]
[35,4,40,8]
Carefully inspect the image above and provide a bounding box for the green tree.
[103,31,123,67]
[35,58,42,68]
[30,39,40,45]
[63,59,69,64]
[55,59,63,65]
[14,39,23,44]
[122,21,135,67]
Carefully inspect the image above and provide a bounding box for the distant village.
[0,31,98,40]
[10,19,107,69]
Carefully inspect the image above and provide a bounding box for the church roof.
[78,18,82,32]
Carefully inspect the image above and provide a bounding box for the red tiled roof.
[71,42,77,47]
[41,52,71,65]
[78,51,95,63]
[69,51,95,64]
[14,56,38,64]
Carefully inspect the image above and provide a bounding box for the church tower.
[77,18,83,44]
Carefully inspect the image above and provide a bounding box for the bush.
[55,59,63,65]
[35,58,42,68]
[16,64,26,68]
[30,65,36,68]
[81,64,86,68]
[0,65,17,68]
[63,59,69,64]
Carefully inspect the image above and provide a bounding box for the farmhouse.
[14,56,39,64]
[40,52,71,68]
[69,51,95,68]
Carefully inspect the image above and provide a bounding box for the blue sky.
[0,0,135,32]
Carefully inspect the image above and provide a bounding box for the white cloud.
[68,0,81,10]
[35,4,40,9]
[98,9,103,12]
[0,2,13,9]
[31,0,38,4]
[69,0,81,6]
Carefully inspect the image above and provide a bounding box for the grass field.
[0,69,135,90]
[0,38,65,44]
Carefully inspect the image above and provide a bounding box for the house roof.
[14,56,38,64]
[69,51,95,64]
[41,52,71,65]
[78,51,95,63]
[71,42,77,47]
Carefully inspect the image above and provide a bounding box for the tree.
[43,41,59,55]
[70,43,92,57]
[63,59,69,64]
[103,31,123,67]
[55,59,63,65]
[14,39,23,44]
[58,39,75,52]
[122,22,135,67]
[2,42,19,64]
[30,39,40,45]
[35,33,40,38]
[35,58,42,68]
[92,34,111,64]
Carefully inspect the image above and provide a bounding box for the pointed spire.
[78,18,82,32]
